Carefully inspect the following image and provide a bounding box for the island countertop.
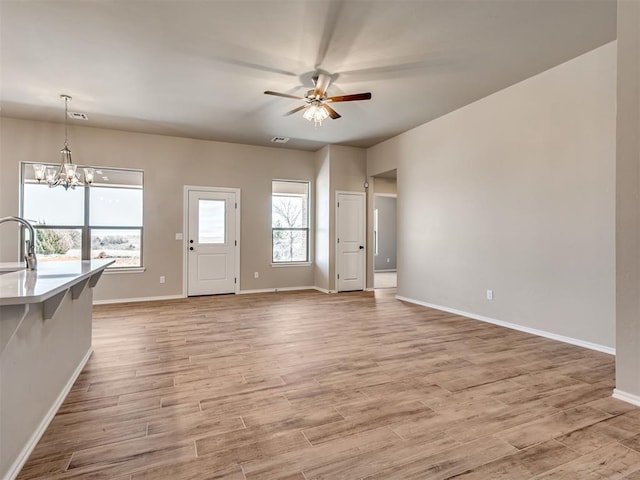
[0,259,115,306]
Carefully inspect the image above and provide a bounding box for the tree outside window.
[272,180,309,263]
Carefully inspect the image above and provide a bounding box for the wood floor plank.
[497,405,612,449]
[242,426,399,480]
[303,399,435,445]
[532,443,640,479]
[361,436,518,479]
[450,439,579,479]
[130,458,244,480]
[14,289,638,480]
[556,419,636,455]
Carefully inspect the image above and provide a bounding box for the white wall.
[369,42,617,349]
[0,119,316,301]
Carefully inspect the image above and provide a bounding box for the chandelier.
[303,100,329,127]
[33,94,94,190]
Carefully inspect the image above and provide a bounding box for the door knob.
[189,239,194,244]
[189,247,194,251]
[359,245,364,250]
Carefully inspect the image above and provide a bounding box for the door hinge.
[235,240,237,246]
[337,202,339,207]
[337,274,340,279]
[337,238,340,243]
[234,277,237,284]
[235,202,238,209]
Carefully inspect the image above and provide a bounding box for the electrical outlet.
[160,276,166,284]
[254,272,259,279]
[175,233,183,240]
[486,289,493,300]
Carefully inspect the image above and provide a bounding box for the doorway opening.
[372,171,397,289]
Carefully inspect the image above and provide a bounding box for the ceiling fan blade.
[323,104,341,119]
[326,92,372,103]
[312,73,332,98]
[284,105,307,116]
[264,91,304,100]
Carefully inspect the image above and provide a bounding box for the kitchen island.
[0,259,114,480]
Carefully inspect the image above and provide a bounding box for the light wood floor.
[374,272,397,289]
[17,289,640,479]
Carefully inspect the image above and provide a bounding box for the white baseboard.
[313,287,336,294]
[6,347,93,480]
[612,389,640,407]
[396,295,615,356]
[239,286,316,295]
[93,294,184,305]
[374,269,397,273]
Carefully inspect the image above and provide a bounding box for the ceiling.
[0,0,616,152]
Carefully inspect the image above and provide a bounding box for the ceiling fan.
[264,73,372,126]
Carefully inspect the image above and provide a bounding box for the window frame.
[271,179,311,265]
[20,162,144,270]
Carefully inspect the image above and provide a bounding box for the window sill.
[104,267,146,274]
[271,262,312,268]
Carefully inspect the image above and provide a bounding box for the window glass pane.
[272,180,309,196]
[272,195,307,228]
[90,168,143,188]
[23,184,84,226]
[91,229,141,267]
[34,228,82,262]
[273,230,308,262]
[90,188,143,227]
[199,199,225,244]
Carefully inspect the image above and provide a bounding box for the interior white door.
[337,192,365,292]
[187,190,236,296]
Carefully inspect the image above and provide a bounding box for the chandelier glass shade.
[33,95,94,190]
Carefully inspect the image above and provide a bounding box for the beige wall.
[311,144,369,292]
[373,177,397,195]
[367,139,398,178]
[0,118,316,301]
[615,1,640,399]
[328,145,367,291]
[369,42,617,349]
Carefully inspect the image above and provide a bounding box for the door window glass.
[199,199,225,244]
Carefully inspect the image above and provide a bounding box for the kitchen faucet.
[0,216,38,270]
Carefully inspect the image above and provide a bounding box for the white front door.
[337,192,366,292]
[187,189,237,296]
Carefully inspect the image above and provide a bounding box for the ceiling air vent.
[270,136,290,144]
[68,112,88,120]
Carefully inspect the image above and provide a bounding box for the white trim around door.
[335,191,366,292]
[183,186,241,296]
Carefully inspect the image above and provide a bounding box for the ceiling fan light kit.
[302,102,329,126]
[265,73,372,127]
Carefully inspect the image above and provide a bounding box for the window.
[21,163,143,268]
[272,180,309,263]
